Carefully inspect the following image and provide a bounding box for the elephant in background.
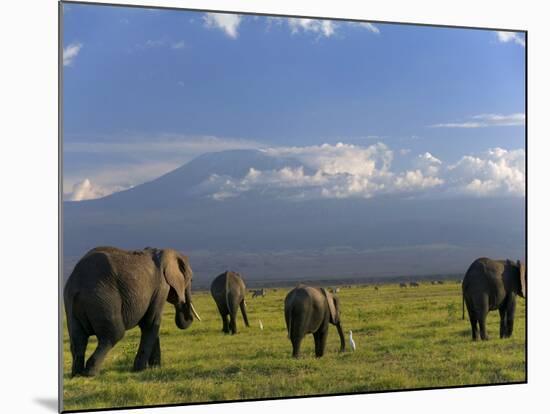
[210,271,250,334]
[64,246,201,376]
[284,285,346,358]
[462,257,526,341]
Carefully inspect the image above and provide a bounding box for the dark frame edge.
[58,1,65,413]
[57,1,529,413]
[524,30,529,383]
[60,0,527,33]
[60,380,528,414]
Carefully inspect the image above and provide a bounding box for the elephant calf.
[462,257,526,341]
[284,285,346,358]
[210,271,250,334]
[64,246,201,376]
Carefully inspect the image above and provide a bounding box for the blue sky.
[62,3,525,201]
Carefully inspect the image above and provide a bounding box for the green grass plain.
[62,282,526,411]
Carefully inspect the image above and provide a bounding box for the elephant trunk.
[175,287,195,329]
[336,322,346,352]
[175,303,193,329]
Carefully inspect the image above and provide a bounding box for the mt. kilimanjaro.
[63,149,525,285]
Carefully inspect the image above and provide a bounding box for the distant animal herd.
[64,246,526,377]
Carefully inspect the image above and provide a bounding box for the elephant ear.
[161,250,188,304]
[517,260,526,298]
[320,288,337,324]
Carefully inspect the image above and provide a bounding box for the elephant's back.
[72,247,156,282]
[463,257,506,309]
[210,271,245,301]
[227,271,246,292]
[284,286,315,310]
[65,248,157,326]
[210,272,227,295]
[66,249,116,291]
[464,258,504,283]
[284,286,321,334]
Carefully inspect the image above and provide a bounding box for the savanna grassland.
[62,282,526,411]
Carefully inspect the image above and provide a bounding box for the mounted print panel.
[60,1,526,412]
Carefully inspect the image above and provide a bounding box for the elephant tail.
[225,272,232,315]
[240,300,250,327]
[286,312,292,339]
[287,306,306,343]
[462,291,465,320]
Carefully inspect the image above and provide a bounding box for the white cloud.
[350,22,380,34]
[272,17,379,39]
[171,40,185,49]
[496,31,525,47]
[448,147,525,197]
[266,142,393,176]
[64,161,180,201]
[200,143,524,201]
[204,143,446,200]
[145,39,164,48]
[430,122,485,129]
[418,152,442,165]
[472,113,525,125]
[393,170,444,192]
[63,42,82,66]
[430,113,525,128]
[65,136,525,202]
[64,134,260,156]
[131,39,186,52]
[415,152,443,176]
[287,18,337,38]
[203,13,242,39]
[64,135,262,200]
[65,179,127,201]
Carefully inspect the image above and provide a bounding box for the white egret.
[349,330,356,352]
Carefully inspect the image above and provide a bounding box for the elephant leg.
[469,319,479,341]
[478,311,489,341]
[313,328,328,358]
[222,313,230,333]
[134,323,161,371]
[477,295,490,340]
[505,296,517,338]
[465,300,479,341]
[84,336,120,376]
[291,335,304,358]
[229,311,238,335]
[216,303,230,333]
[68,318,88,377]
[148,337,161,367]
[499,307,507,339]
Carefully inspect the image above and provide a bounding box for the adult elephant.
[210,271,250,334]
[284,285,346,358]
[64,246,201,376]
[462,257,525,341]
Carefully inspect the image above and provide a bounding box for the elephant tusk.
[190,302,202,321]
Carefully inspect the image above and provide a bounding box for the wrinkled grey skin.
[284,285,346,358]
[210,271,250,334]
[64,246,199,376]
[462,257,526,341]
